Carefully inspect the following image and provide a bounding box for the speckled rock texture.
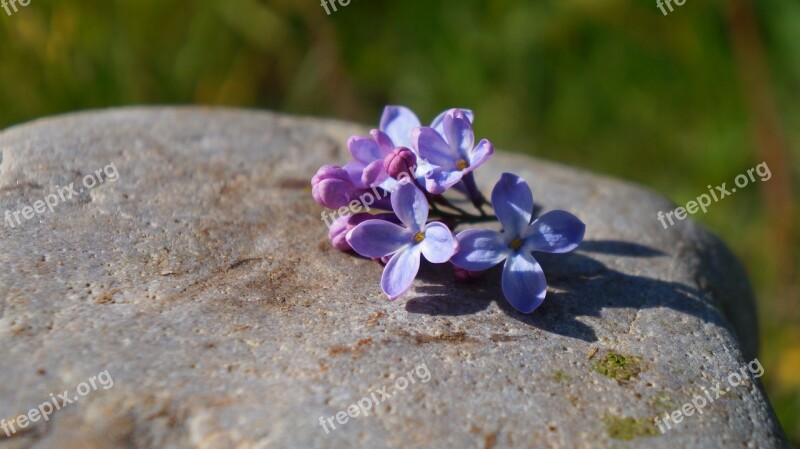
[0,108,788,449]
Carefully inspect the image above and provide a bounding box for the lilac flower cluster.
[311,106,586,313]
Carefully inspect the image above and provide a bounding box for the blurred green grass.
[0,0,797,443]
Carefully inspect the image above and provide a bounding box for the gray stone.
[0,108,788,448]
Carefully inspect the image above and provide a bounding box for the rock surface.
[0,108,788,449]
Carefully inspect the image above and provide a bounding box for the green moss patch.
[548,370,573,385]
[604,415,659,440]
[592,352,648,383]
[649,391,676,412]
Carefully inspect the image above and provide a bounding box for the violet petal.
[418,222,458,263]
[347,135,384,164]
[451,229,509,271]
[443,109,475,159]
[424,168,465,195]
[491,173,533,237]
[346,219,411,258]
[432,108,475,134]
[502,252,547,313]
[412,127,457,169]
[380,106,421,148]
[465,139,494,173]
[381,247,421,300]
[523,210,586,254]
[391,182,428,232]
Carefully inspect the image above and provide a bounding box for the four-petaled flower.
[346,130,396,189]
[380,105,474,149]
[344,105,475,191]
[412,109,494,194]
[346,182,458,299]
[451,173,585,313]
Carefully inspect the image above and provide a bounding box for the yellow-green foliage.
[604,415,659,441]
[592,352,647,383]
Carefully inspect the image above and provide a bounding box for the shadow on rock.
[406,240,723,344]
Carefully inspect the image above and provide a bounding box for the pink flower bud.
[383,147,417,180]
[453,265,485,282]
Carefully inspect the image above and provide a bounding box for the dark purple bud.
[328,214,352,251]
[383,146,417,180]
[453,265,485,282]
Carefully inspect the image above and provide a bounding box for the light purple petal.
[424,168,464,194]
[432,108,474,134]
[464,139,494,173]
[491,173,533,237]
[418,222,458,263]
[413,158,437,181]
[523,210,586,253]
[443,110,475,159]
[377,176,401,193]
[502,253,547,314]
[390,182,428,231]
[347,135,383,164]
[362,159,388,188]
[346,219,411,258]
[343,162,368,189]
[450,229,509,271]
[381,247,421,300]
[412,127,456,169]
[380,106,421,148]
[371,129,395,154]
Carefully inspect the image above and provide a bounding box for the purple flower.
[450,173,585,313]
[346,182,458,300]
[412,109,494,194]
[381,106,477,186]
[346,130,395,189]
[344,105,473,191]
[380,105,474,149]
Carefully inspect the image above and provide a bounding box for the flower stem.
[432,196,471,216]
[429,209,498,224]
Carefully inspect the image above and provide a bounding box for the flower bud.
[327,214,352,251]
[453,265,485,282]
[311,165,361,209]
[383,146,417,180]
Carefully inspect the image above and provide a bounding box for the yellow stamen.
[509,238,523,250]
[456,159,468,170]
[414,232,426,243]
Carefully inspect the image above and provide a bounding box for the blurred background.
[0,0,797,443]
